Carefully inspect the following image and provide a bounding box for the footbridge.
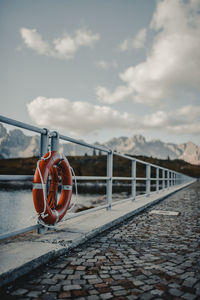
[0,115,197,291]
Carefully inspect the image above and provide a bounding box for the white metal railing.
[0,115,196,240]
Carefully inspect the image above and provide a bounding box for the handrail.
[0,115,46,134]
[59,133,110,153]
[0,114,195,240]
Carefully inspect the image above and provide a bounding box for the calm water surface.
[0,190,100,235]
[0,185,143,235]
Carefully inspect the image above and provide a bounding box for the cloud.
[20,28,52,55]
[143,105,200,134]
[27,97,132,135]
[120,28,147,51]
[20,27,100,59]
[27,97,200,136]
[95,60,118,70]
[96,85,132,104]
[97,0,200,105]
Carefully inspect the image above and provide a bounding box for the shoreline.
[0,180,148,194]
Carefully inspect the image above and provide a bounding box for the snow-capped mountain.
[0,123,199,165]
[0,123,40,158]
[98,135,200,165]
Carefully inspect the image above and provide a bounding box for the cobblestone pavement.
[1,182,200,300]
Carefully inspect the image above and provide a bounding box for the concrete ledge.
[0,182,194,287]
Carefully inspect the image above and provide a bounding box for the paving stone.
[63,284,82,291]
[84,274,99,279]
[48,284,62,292]
[58,291,71,298]
[67,274,81,280]
[87,295,100,300]
[100,274,110,279]
[168,288,183,297]
[76,266,86,271]
[180,272,195,279]
[168,283,180,288]
[139,293,154,300]
[131,280,144,287]
[111,286,125,291]
[89,289,99,295]
[141,285,153,292]
[113,289,128,296]
[100,292,113,299]
[26,290,42,297]
[61,269,74,275]
[72,279,87,285]
[52,274,66,280]
[72,290,88,297]
[127,295,138,300]
[88,278,103,284]
[145,279,157,285]
[11,288,28,296]
[183,277,198,288]
[150,289,163,296]
[40,278,57,285]
[182,292,196,300]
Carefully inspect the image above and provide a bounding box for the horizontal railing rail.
[0,115,196,240]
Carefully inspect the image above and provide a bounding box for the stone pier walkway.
[1,182,200,299]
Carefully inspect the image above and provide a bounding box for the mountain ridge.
[0,123,199,165]
[95,135,200,165]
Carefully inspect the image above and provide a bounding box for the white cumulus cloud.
[20,28,52,55]
[97,0,200,105]
[27,97,200,136]
[120,28,147,51]
[143,105,200,134]
[20,27,100,59]
[96,85,132,104]
[27,97,132,135]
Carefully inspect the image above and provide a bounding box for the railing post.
[51,131,60,151]
[40,128,49,156]
[167,170,170,189]
[146,164,150,197]
[177,173,179,186]
[156,167,159,193]
[38,128,49,234]
[106,150,113,210]
[131,160,136,201]
[162,169,165,190]
[50,131,59,225]
[180,174,183,185]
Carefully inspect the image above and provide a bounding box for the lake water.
[0,190,105,235]
[0,188,135,235]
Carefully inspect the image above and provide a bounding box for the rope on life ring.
[32,151,72,225]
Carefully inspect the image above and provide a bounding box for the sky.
[0,0,200,145]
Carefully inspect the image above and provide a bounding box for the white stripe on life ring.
[62,185,72,191]
[33,183,47,189]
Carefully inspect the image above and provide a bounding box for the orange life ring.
[33,151,72,225]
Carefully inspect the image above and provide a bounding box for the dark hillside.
[0,155,199,178]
